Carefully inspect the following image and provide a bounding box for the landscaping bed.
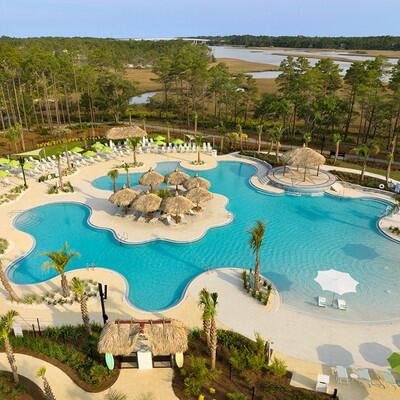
[173,330,330,400]
[239,151,281,168]
[1,325,118,393]
[0,371,45,400]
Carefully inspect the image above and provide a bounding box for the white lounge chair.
[318,296,326,307]
[376,370,397,388]
[334,366,349,383]
[315,374,329,393]
[337,299,347,310]
[357,368,372,386]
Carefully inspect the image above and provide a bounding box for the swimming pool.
[8,161,400,321]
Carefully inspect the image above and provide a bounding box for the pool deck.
[0,152,400,400]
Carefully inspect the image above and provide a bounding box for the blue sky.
[1,0,399,38]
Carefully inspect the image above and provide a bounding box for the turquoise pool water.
[9,161,400,321]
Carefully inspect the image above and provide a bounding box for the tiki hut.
[185,187,212,210]
[139,168,164,191]
[183,173,211,190]
[106,125,147,141]
[164,168,190,190]
[161,192,194,222]
[281,145,326,181]
[109,188,139,214]
[132,192,162,214]
[98,319,188,358]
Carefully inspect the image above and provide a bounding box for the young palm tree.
[332,133,342,165]
[56,153,63,190]
[386,133,398,184]
[351,143,380,181]
[257,124,263,153]
[42,243,80,297]
[127,137,142,166]
[0,260,20,302]
[37,367,56,400]
[247,220,266,291]
[270,124,283,163]
[198,288,219,370]
[193,134,204,164]
[107,169,119,193]
[303,132,312,146]
[123,163,130,188]
[0,310,19,384]
[71,277,92,335]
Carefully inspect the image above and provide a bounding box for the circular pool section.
[8,161,400,321]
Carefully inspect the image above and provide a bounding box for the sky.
[0,0,399,38]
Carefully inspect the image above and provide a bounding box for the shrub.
[0,238,9,254]
[268,357,287,377]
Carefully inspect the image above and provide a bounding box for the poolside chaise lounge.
[317,296,326,307]
[357,368,372,386]
[334,365,349,383]
[376,370,397,388]
[315,374,329,393]
[337,299,347,310]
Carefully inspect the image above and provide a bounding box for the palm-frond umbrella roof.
[185,187,212,204]
[139,168,164,188]
[165,168,190,186]
[109,188,139,207]
[281,145,325,167]
[106,126,147,140]
[98,319,188,356]
[183,174,211,190]
[132,192,162,213]
[161,192,194,215]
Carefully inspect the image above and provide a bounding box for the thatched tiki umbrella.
[106,125,147,141]
[281,145,326,181]
[161,192,194,223]
[132,192,162,216]
[139,168,164,191]
[109,188,139,214]
[183,173,211,190]
[165,168,190,191]
[98,319,188,357]
[185,187,212,211]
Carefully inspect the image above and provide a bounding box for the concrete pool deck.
[0,151,399,399]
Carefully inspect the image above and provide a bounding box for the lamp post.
[98,283,108,325]
[19,156,27,188]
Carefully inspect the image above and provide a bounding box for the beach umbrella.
[314,269,359,304]
[0,158,10,165]
[8,160,20,168]
[154,139,166,146]
[132,192,162,214]
[388,353,400,372]
[23,162,34,169]
[153,135,165,141]
[184,173,211,190]
[106,126,147,140]
[0,170,10,178]
[109,188,139,214]
[92,141,104,150]
[83,150,96,157]
[185,186,212,209]
[161,191,194,222]
[70,146,84,153]
[165,168,190,190]
[172,138,184,145]
[139,168,164,191]
[100,146,112,153]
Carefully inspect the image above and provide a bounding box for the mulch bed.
[172,336,331,400]
[0,371,46,400]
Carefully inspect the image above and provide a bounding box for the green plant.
[104,389,128,400]
[268,357,287,377]
[0,238,9,254]
[227,393,247,400]
[157,188,172,199]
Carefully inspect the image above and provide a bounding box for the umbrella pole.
[303,167,307,182]
[331,293,336,307]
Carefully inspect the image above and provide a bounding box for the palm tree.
[37,367,56,400]
[198,288,219,370]
[257,124,264,153]
[193,134,203,164]
[247,220,266,291]
[42,243,80,297]
[351,143,380,181]
[269,124,283,163]
[0,310,19,384]
[123,163,130,188]
[107,169,119,193]
[0,260,20,302]
[386,133,398,184]
[303,132,312,146]
[71,277,92,335]
[56,153,63,190]
[332,133,342,165]
[127,137,142,167]
[237,124,243,151]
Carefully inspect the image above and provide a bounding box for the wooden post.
[37,318,41,336]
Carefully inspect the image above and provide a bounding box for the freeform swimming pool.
[8,161,400,321]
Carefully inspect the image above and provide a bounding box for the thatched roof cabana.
[106,126,147,140]
[183,173,211,190]
[161,192,194,216]
[281,145,325,167]
[139,168,164,190]
[98,319,188,356]
[109,188,139,207]
[132,192,162,213]
[165,168,190,190]
[185,187,212,206]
